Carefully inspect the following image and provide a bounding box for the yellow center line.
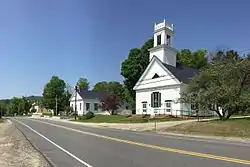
[23,118,250,165]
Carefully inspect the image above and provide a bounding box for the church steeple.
[149,19,177,67]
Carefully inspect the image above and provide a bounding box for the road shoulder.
[0,119,50,167]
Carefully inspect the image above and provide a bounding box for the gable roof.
[162,62,199,84]
[78,89,108,100]
[133,56,179,90]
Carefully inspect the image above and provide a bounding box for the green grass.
[166,117,250,138]
[73,115,190,123]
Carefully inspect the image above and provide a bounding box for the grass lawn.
[74,115,189,123]
[166,117,250,138]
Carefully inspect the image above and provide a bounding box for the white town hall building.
[133,19,199,116]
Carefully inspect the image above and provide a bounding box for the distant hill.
[0,96,43,103]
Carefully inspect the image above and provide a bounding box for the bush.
[31,108,37,113]
[85,112,94,119]
[42,112,52,117]
[78,116,86,121]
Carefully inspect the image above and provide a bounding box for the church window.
[151,92,161,108]
[157,35,161,45]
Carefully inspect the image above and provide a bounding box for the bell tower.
[149,19,177,67]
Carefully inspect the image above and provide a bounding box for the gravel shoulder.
[0,119,50,167]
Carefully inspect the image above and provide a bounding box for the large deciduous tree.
[76,77,90,90]
[93,81,124,98]
[121,38,153,103]
[42,76,67,115]
[100,94,121,115]
[182,50,250,119]
[177,49,208,69]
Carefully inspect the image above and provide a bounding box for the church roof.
[162,62,199,84]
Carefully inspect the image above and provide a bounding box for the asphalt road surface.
[10,117,250,167]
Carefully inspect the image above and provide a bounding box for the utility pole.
[74,85,78,120]
[55,95,58,116]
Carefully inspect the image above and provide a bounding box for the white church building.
[133,19,199,116]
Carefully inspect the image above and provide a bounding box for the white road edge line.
[13,118,92,167]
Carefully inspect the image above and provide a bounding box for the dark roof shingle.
[78,89,108,99]
[162,63,199,84]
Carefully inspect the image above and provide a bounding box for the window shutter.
[158,92,161,107]
[151,93,154,108]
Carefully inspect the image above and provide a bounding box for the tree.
[121,38,153,104]
[182,50,250,119]
[100,94,121,115]
[0,103,7,118]
[77,78,90,90]
[93,81,124,98]
[22,96,32,115]
[43,76,67,115]
[177,49,208,69]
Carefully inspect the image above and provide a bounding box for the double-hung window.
[165,100,172,113]
[142,101,147,113]
[151,92,161,108]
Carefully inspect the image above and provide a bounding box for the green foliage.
[85,112,95,119]
[78,112,95,120]
[42,76,69,115]
[77,77,90,90]
[10,97,31,115]
[93,81,124,98]
[121,38,153,107]
[0,96,41,117]
[177,49,208,69]
[182,50,250,119]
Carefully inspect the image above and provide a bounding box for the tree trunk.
[214,110,223,119]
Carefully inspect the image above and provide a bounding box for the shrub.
[42,112,52,117]
[85,112,94,119]
[78,116,86,121]
[31,108,37,113]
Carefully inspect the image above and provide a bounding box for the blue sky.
[0,0,249,99]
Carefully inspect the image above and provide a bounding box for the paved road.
[10,117,250,167]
